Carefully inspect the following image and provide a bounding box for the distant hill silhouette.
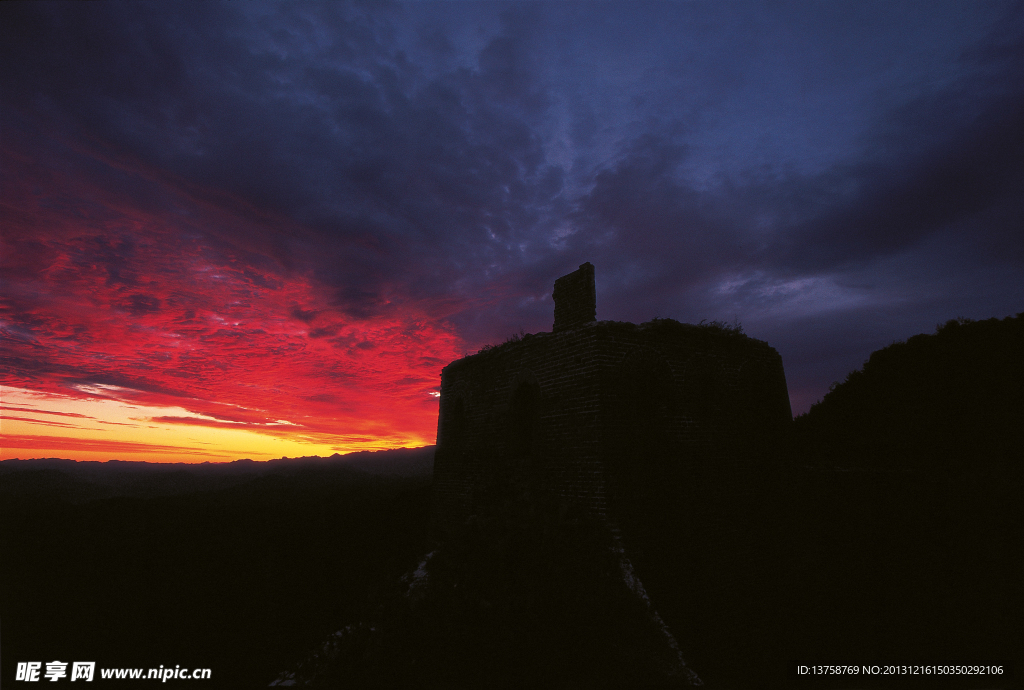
[794,313,1023,477]
[0,447,434,508]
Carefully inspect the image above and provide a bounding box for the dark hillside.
[611,314,1024,689]
[0,451,434,688]
[276,475,702,689]
[752,313,1024,687]
[794,313,1023,476]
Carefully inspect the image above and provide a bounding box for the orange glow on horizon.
[1,385,437,463]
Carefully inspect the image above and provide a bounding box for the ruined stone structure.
[431,262,792,540]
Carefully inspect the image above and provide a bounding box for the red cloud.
[2,416,103,430]
[1,121,464,458]
[148,416,297,430]
[1,406,95,419]
[0,434,240,458]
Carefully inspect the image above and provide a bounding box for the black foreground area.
[0,462,432,689]
[1,455,1020,689]
[2,316,1022,688]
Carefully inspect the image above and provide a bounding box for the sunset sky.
[2,1,1023,462]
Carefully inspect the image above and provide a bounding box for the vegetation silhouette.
[795,312,1023,477]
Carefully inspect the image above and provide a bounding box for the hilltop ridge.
[795,312,1023,476]
[0,446,434,507]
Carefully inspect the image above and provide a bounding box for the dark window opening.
[621,349,673,442]
[685,357,723,417]
[510,380,540,457]
[446,397,466,447]
[436,396,466,476]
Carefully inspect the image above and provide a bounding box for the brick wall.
[430,315,791,542]
[431,324,603,539]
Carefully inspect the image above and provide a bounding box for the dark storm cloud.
[125,294,162,316]
[779,63,1024,272]
[3,1,1023,414]
[577,21,1024,267]
[555,6,1024,330]
[2,1,562,308]
[574,134,735,279]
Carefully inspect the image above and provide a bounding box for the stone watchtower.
[431,263,792,541]
[552,261,596,331]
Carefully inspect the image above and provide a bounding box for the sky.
[2,1,1023,462]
